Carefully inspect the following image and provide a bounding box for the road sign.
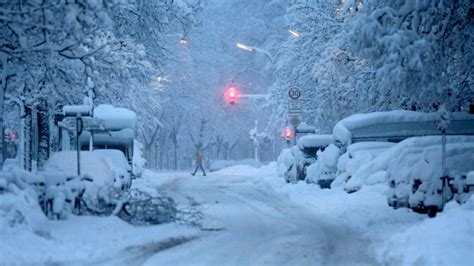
[290,116,301,127]
[288,99,302,117]
[288,87,301,100]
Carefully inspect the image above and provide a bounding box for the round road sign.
[288,87,301,100]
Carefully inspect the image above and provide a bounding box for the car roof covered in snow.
[297,134,333,149]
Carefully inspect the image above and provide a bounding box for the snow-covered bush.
[306,144,341,188]
[0,170,49,236]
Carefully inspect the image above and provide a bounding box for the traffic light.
[226,87,238,105]
[282,127,294,142]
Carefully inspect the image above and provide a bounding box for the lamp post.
[236,42,279,160]
[236,42,275,66]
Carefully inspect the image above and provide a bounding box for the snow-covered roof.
[94,104,136,131]
[297,134,333,149]
[333,110,474,147]
[63,105,92,116]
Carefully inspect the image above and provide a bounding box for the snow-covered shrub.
[306,144,340,188]
[0,170,49,236]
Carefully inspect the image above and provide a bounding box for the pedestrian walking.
[191,150,206,176]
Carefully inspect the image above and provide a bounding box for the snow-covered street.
[1,164,474,265]
[147,171,374,266]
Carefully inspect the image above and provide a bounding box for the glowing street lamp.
[236,43,254,52]
[179,37,189,46]
[236,42,275,65]
[288,29,300,37]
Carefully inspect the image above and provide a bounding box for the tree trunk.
[24,106,33,171]
[37,105,50,168]
[0,82,4,168]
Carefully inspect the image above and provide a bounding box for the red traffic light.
[282,127,294,139]
[226,87,238,105]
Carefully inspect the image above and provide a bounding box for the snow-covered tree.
[346,0,473,112]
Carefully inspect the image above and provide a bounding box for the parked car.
[332,141,395,189]
[282,134,332,183]
[94,149,132,190]
[383,136,474,217]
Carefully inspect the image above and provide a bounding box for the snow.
[63,105,92,116]
[376,199,474,265]
[276,148,294,177]
[93,149,132,189]
[296,134,333,149]
[42,151,115,188]
[296,122,315,133]
[306,144,340,184]
[467,171,474,185]
[345,136,474,193]
[209,159,256,172]
[333,110,474,148]
[1,164,473,265]
[333,142,395,188]
[94,104,137,131]
[80,128,134,147]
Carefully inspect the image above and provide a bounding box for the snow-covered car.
[281,134,332,183]
[333,110,474,152]
[332,142,395,189]
[305,143,340,188]
[277,146,301,183]
[376,136,474,217]
[94,149,132,190]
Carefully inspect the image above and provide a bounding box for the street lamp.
[179,37,189,46]
[288,29,300,37]
[235,42,275,65]
[236,43,253,52]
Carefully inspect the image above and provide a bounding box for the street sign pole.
[287,87,302,144]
